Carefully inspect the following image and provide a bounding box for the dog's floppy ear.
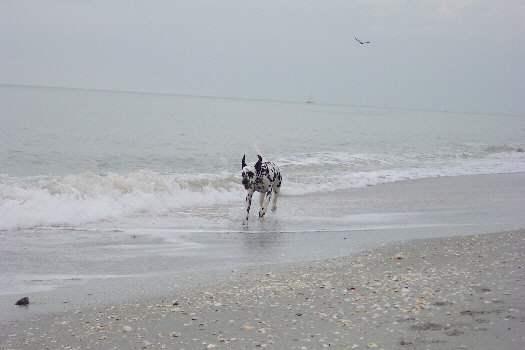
[242,155,246,169]
[255,155,262,173]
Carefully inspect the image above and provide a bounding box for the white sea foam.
[281,146,525,195]
[1,146,524,230]
[0,170,243,230]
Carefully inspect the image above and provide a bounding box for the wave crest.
[2,143,524,230]
[0,170,243,230]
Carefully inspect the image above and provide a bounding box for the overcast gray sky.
[2,1,524,115]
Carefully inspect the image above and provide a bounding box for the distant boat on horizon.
[306,93,314,104]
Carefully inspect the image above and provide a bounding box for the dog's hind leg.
[259,190,272,218]
[243,190,254,225]
[272,173,282,212]
[271,187,279,212]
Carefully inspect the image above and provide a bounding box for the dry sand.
[1,230,524,350]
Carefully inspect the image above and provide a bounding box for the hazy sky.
[2,1,524,115]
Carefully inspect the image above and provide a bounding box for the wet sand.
[2,230,523,349]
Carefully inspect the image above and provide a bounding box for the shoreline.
[1,171,524,305]
[2,229,524,349]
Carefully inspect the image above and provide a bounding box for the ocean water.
[2,85,525,231]
[1,85,525,298]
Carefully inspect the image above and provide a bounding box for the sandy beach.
[3,7,525,349]
[1,229,523,350]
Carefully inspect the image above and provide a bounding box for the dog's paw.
[271,205,277,212]
[242,219,248,226]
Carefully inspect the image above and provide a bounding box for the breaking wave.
[0,171,243,230]
[1,144,524,230]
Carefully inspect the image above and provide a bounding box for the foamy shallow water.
[2,150,524,231]
[1,173,524,298]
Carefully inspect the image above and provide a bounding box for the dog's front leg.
[243,189,254,225]
[259,190,273,218]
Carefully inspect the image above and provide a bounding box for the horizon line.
[1,83,518,117]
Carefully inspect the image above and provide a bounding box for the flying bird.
[355,37,370,45]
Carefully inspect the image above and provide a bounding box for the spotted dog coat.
[241,155,282,225]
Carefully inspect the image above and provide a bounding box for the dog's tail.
[250,137,267,162]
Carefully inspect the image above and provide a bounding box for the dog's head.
[241,155,262,190]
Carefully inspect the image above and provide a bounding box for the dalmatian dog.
[241,154,282,225]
